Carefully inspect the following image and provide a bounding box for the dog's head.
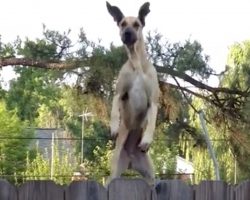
[106,1,150,47]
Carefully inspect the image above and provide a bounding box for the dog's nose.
[122,28,136,45]
[124,30,131,38]
[123,29,132,43]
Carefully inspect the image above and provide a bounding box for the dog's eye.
[133,22,140,28]
[121,21,127,27]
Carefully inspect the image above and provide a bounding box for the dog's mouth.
[122,28,137,46]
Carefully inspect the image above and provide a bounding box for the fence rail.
[0,178,250,200]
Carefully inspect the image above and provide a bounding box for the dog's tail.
[121,73,150,129]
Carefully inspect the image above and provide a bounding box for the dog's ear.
[106,1,124,25]
[138,2,150,27]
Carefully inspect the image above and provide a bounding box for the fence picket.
[195,181,233,200]
[0,179,17,200]
[235,180,250,200]
[155,179,193,200]
[65,180,107,200]
[18,180,64,200]
[108,178,153,200]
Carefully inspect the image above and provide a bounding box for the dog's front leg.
[110,94,120,139]
[139,102,158,152]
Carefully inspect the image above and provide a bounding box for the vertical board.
[0,179,17,200]
[65,180,107,200]
[18,180,64,200]
[227,185,235,200]
[108,178,152,200]
[235,181,250,200]
[155,180,193,200]
[195,181,233,200]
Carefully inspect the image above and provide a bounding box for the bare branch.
[171,75,199,114]
[155,65,249,97]
[161,81,210,102]
[0,57,73,70]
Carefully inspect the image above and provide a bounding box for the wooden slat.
[108,178,153,200]
[65,180,107,200]
[0,179,17,200]
[155,180,193,200]
[195,181,233,200]
[18,180,64,200]
[235,180,250,200]
[228,185,235,200]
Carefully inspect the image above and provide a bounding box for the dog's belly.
[123,129,142,156]
[121,73,149,129]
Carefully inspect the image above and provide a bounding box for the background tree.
[214,40,250,181]
[0,101,33,183]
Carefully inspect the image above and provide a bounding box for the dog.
[106,1,160,186]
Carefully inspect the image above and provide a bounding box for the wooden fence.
[0,178,250,200]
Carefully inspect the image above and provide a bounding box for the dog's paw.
[138,142,150,152]
[110,130,118,140]
[138,140,152,152]
[110,120,119,139]
[110,126,119,140]
[138,136,153,152]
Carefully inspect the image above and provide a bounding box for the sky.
[1,0,250,86]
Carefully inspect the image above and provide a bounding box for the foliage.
[216,40,250,180]
[82,141,113,183]
[83,43,126,98]
[146,32,212,79]
[5,68,60,122]
[194,118,235,183]
[81,120,110,161]
[150,124,177,179]
[0,101,33,183]
[23,143,78,185]
[223,41,250,89]
[35,103,62,128]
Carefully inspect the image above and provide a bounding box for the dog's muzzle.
[122,27,137,46]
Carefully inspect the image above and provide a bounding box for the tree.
[5,67,61,122]
[215,40,250,181]
[3,35,63,122]
[0,101,33,183]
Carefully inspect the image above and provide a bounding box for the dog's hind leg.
[130,151,155,185]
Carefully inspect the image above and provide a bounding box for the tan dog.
[106,1,160,185]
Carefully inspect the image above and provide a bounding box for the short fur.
[106,1,160,186]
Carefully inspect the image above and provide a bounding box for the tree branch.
[171,75,199,114]
[0,57,73,70]
[160,81,212,104]
[155,65,249,97]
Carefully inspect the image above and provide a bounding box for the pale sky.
[1,0,250,85]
